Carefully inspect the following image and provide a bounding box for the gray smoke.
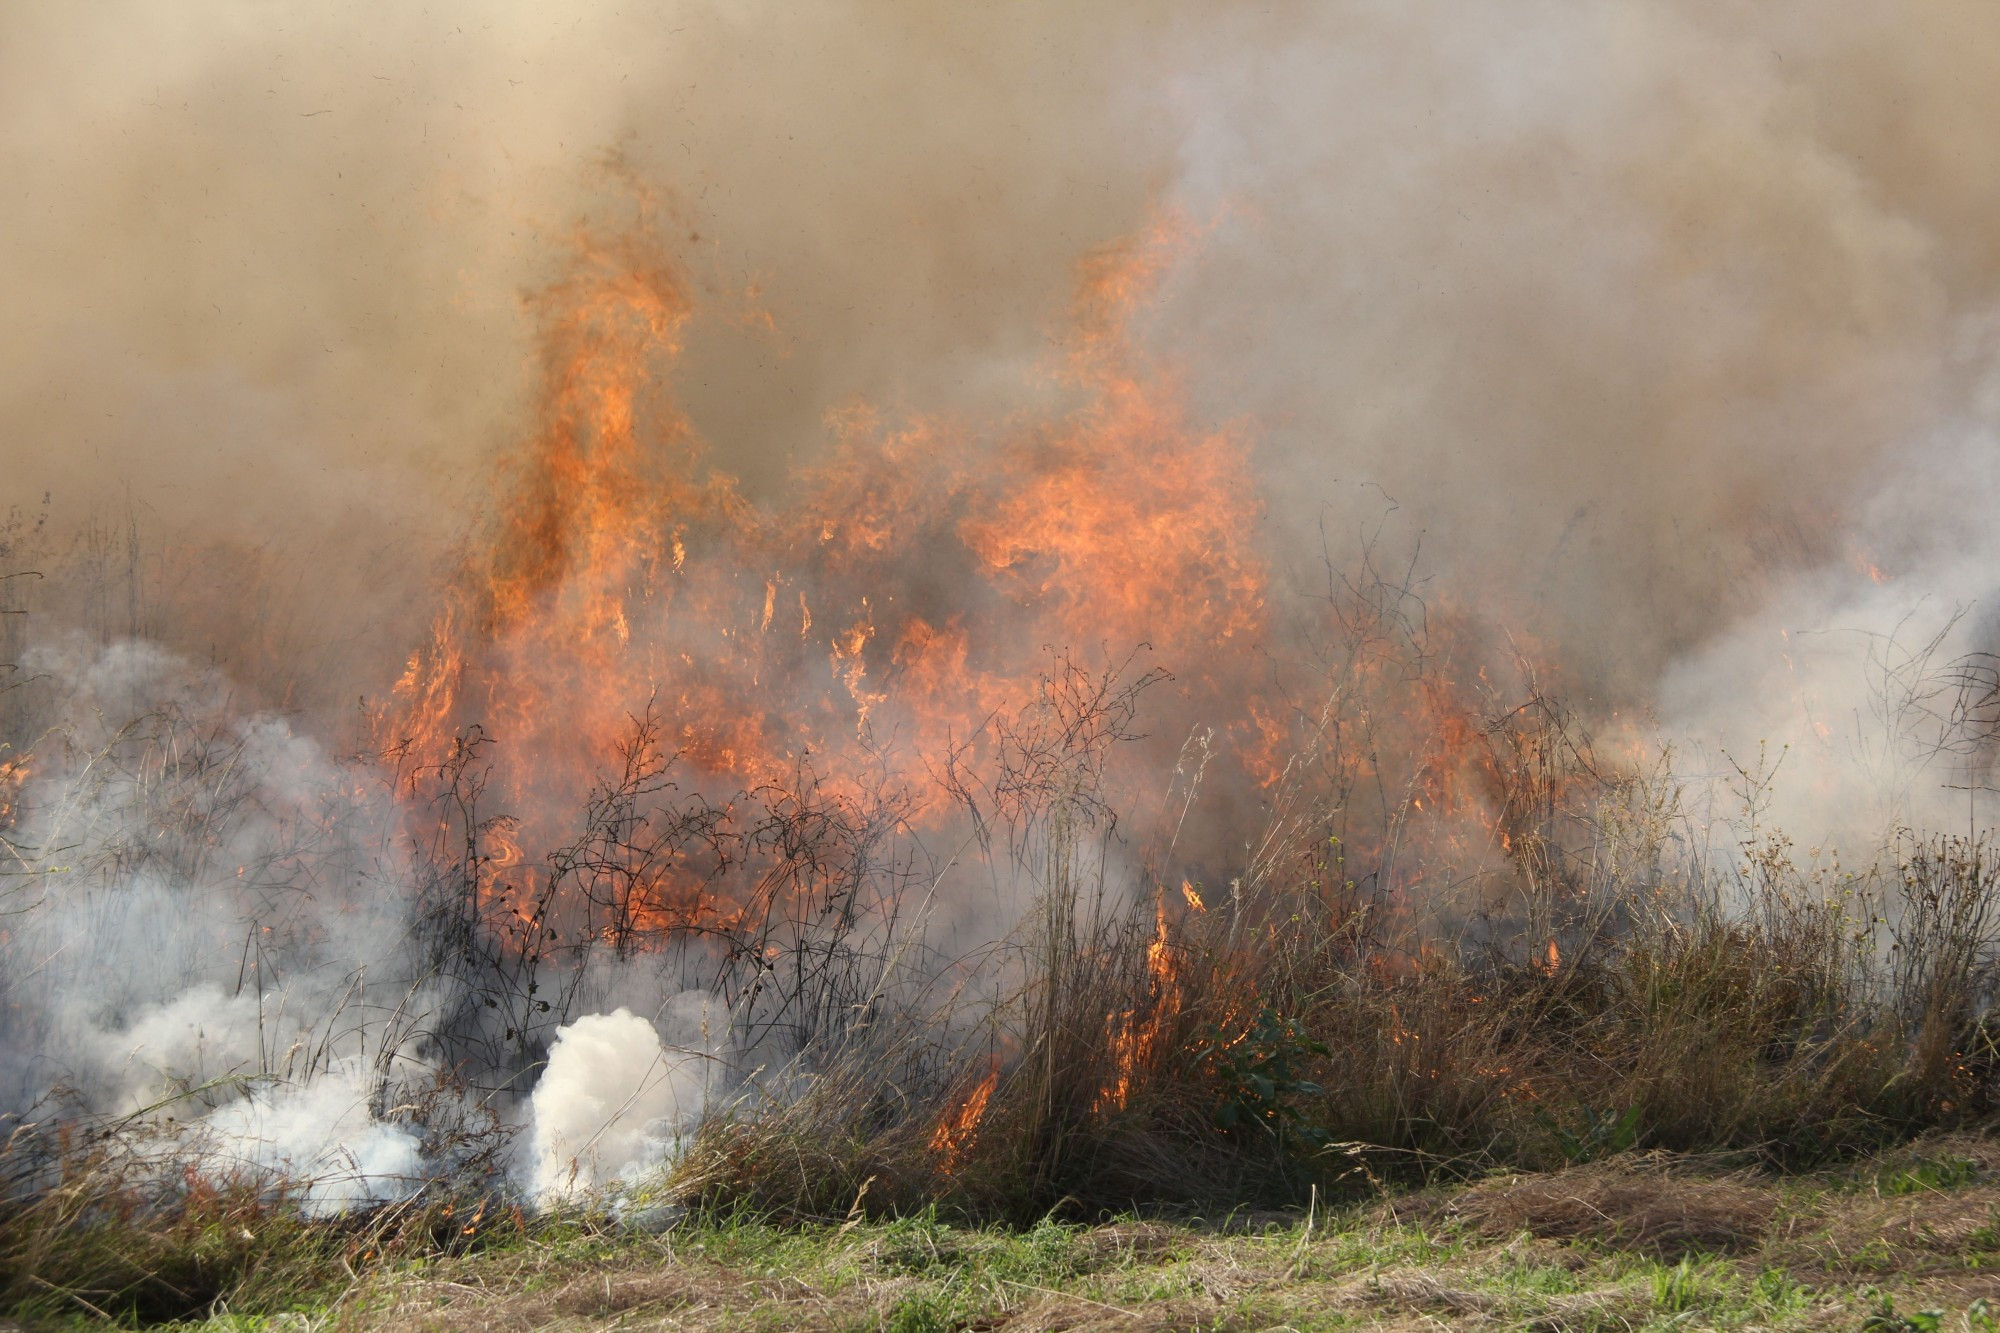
[6,3,1995,709]
[5,0,2000,1198]
[0,637,441,1209]
[0,637,740,1207]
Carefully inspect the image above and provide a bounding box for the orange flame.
[1098,896,1181,1113]
[375,198,1599,1039]
[929,1065,999,1169]
[0,754,25,825]
[383,207,1272,937]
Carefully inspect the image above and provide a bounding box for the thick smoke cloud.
[5,2,1996,728]
[0,637,439,1210]
[4,0,2000,1197]
[1143,4,1993,687]
[527,1001,717,1202]
[0,2,1168,711]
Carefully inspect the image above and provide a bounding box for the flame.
[383,207,1272,939]
[0,754,25,825]
[1098,896,1181,1113]
[373,197,1613,1072]
[929,1065,999,1169]
[1851,546,1893,584]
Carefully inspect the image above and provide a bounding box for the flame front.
[380,203,1591,1079]
[385,210,1274,935]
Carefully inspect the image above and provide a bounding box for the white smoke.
[525,1000,718,1202]
[1657,420,2000,856]
[191,1064,426,1217]
[0,637,739,1211]
[0,638,442,1208]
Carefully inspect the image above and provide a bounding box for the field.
[11,1135,2000,1330]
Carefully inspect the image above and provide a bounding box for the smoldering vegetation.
[4,0,2000,1325]
[8,516,2000,1321]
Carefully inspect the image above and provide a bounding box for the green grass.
[15,1134,2000,1330]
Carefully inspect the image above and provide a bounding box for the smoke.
[0,637,446,1206]
[7,3,1995,699]
[0,635,736,1207]
[1656,418,2000,851]
[193,1065,426,1218]
[525,1001,717,1202]
[1124,1,2000,841]
[0,2,1170,716]
[4,0,2000,1202]
[1142,4,1989,689]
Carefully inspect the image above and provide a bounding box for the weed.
[1863,1292,1948,1332]
[1650,1254,1715,1313]
[1873,1155,1980,1197]
[1538,1105,1643,1165]
[1198,1006,1331,1151]
[880,1288,963,1333]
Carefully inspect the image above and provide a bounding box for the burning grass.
[7,211,2000,1328]
[10,527,2000,1323]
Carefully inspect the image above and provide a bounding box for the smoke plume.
[527,1004,715,1202]
[4,0,1999,1203]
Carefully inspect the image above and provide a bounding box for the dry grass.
[56,1132,1991,1331]
[11,543,2000,1326]
[1446,1158,1778,1257]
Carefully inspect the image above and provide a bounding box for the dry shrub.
[0,1121,518,1325]
[668,1060,933,1223]
[11,529,2000,1242]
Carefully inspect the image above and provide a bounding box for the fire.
[0,754,24,815]
[1097,896,1182,1113]
[383,206,1273,938]
[374,195,1602,1071]
[960,217,1264,659]
[929,1065,999,1169]
[0,753,25,833]
[1851,546,1893,585]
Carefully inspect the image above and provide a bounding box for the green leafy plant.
[1197,1007,1330,1152]
[1862,1293,1947,1332]
[1536,1104,1643,1164]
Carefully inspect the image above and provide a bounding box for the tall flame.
[1097,895,1182,1113]
[385,208,1272,932]
[929,1064,1000,1171]
[380,200,1586,1041]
